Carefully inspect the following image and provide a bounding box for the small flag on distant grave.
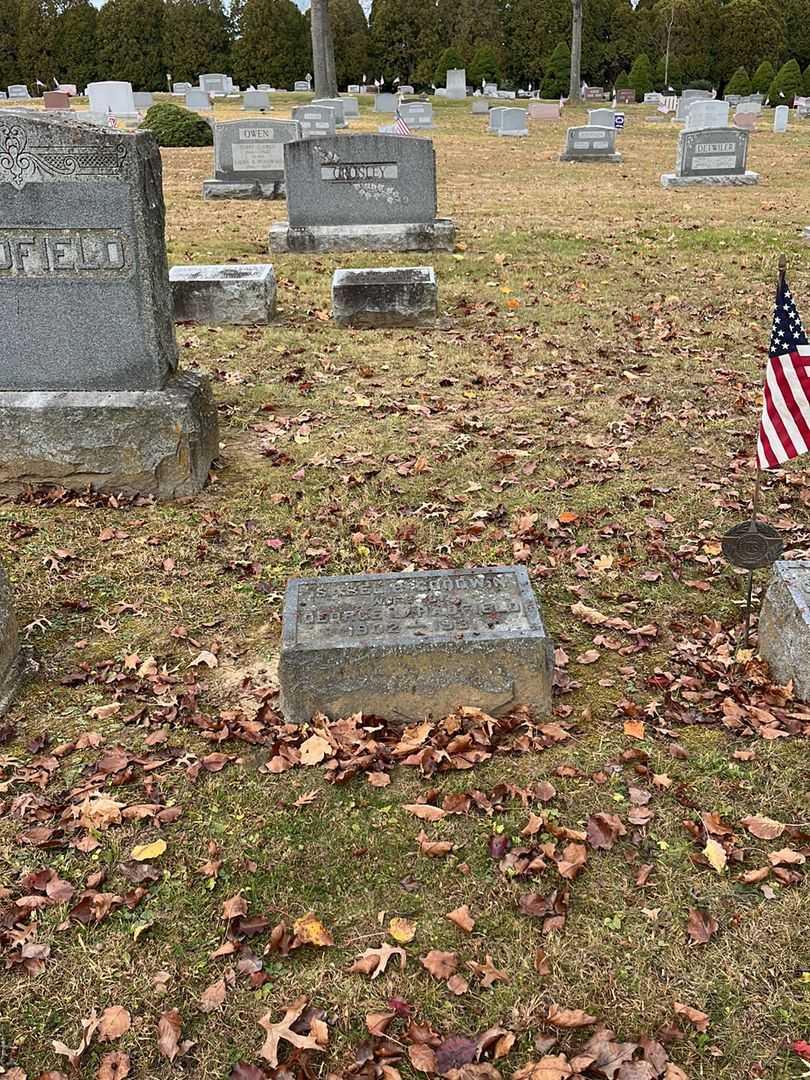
[393,108,412,137]
[756,269,810,469]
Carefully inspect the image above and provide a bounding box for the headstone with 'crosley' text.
[203,117,301,199]
[661,126,758,186]
[278,565,554,723]
[0,114,218,496]
[269,133,456,253]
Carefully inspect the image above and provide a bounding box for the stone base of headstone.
[202,178,285,200]
[758,561,810,700]
[495,128,528,137]
[171,265,276,325]
[0,563,22,716]
[560,150,622,163]
[0,373,218,499]
[660,170,759,187]
[645,115,671,123]
[803,226,810,242]
[332,266,437,327]
[269,219,456,254]
[278,566,554,723]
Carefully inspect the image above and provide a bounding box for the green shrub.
[804,63,810,96]
[725,66,751,96]
[751,60,775,95]
[140,102,213,147]
[767,58,803,105]
[468,43,501,87]
[433,47,466,87]
[627,53,654,101]
[614,69,630,91]
[541,41,570,98]
[685,78,712,91]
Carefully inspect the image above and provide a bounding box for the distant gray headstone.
[133,91,154,111]
[685,99,730,130]
[0,115,218,497]
[170,264,276,324]
[446,69,467,99]
[242,90,270,111]
[774,105,789,133]
[472,99,490,115]
[661,126,758,186]
[270,133,456,253]
[312,97,347,126]
[643,92,662,105]
[186,88,212,112]
[676,88,712,121]
[496,107,528,136]
[294,80,311,92]
[398,101,433,129]
[278,565,554,723]
[292,104,336,139]
[7,85,30,100]
[200,73,228,95]
[172,81,192,96]
[399,84,414,95]
[375,92,397,113]
[0,561,21,714]
[342,96,359,117]
[759,561,810,700]
[560,125,621,162]
[528,102,560,120]
[204,117,301,199]
[347,84,360,94]
[587,108,616,128]
[331,265,437,327]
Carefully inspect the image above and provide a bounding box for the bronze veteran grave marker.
[278,566,554,723]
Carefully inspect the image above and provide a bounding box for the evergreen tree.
[614,67,629,89]
[655,53,683,91]
[468,43,501,86]
[54,0,97,89]
[804,63,810,96]
[540,41,570,97]
[627,51,653,99]
[751,58,776,94]
[724,65,751,96]
[16,0,56,91]
[722,1,783,83]
[434,46,466,86]
[768,58,803,104]
[163,0,230,86]
[505,0,568,85]
[368,0,440,87]
[328,0,369,88]
[0,0,21,87]
[232,0,309,88]
[96,0,166,90]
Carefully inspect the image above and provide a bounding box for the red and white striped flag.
[393,108,411,137]
[757,274,810,469]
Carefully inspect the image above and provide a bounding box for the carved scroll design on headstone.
[313,144,408,206]
[0,124,127,190]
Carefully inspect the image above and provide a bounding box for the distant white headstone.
[774,105,789,133]
[446,69,467,100]
[87,81,137,118]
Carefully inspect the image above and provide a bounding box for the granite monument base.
[171,264,277,325]
[269,219,456,254]
[0,563,22,716]
[560,151,622,163]
[279,566,554,724]
[758,561,810,701]
[203,178,285,200]
[660,171,759,187]
[0,372,219,499]
[332,266,437,327]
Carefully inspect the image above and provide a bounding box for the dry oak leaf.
[436,1035,478,1075]
[97,1051,131,1080]
[586,813,627,850]
[417,829,455,857]
[686,908,718,945]
[299,733,332,766]
[446,905,476,933]
[404,803,447,822]
[447,973,470,996]
[293,912,334,946]
[446,1066,502,1080]
[98,1006,131,1041]
[702,838,727,874]
[53,1010,100,1068]
[673,1002,709,1032]
[258,997,328,1068]
[664,1067,690,1080]
[513,1054,572,1080]
[389,917,416,943]
[468,955,508,988]
[768,847,806,866]
[421,950,459,980]
[350,942,406,979]
[546,1005,597,1029]
[555,843,588,880]
[741,815,784,840]
[409,1043,438,1074]
[199,977,227,1013]
[222,893,249,920]
[570,601,609,626]
[366,1011,395,1037]
[157,1009,183,1061]
[79,795,124,830]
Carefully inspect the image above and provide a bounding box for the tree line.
[2,0,810,97]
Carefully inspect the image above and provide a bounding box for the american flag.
[658,95,678,114]
[393,108,411,137]
[756,274,810,469]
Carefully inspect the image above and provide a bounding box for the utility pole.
[311,0,338,98]
[569,0,583,102]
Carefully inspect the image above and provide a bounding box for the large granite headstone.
[759,561,810,700]
[292,104,336,139]
[661,126,758,186]
[0,115,218,496]
[0,561,21,714]
[269,133,456,253]
[279,566,554,723]
[200,73,229,95]
[204,118,301,199]
[560,125,621,163]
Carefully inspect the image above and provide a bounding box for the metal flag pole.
[723,254,786,647]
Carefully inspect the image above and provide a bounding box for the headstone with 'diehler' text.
[0,114,218,497]
[278,566,554,724]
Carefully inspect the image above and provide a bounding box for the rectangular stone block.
[332,266,436,327]
[279,565,554,723]
[170,264,276,324]
[758,561,810,700]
